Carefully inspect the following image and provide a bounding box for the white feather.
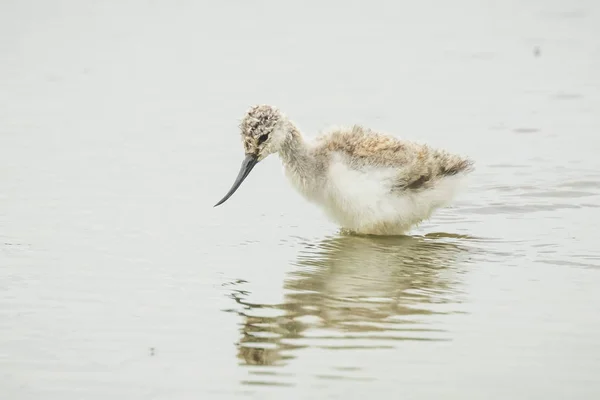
[285,152,468,235]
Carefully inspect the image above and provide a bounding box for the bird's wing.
[317,125,473,190]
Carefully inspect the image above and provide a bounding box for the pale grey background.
[1,0,600,399]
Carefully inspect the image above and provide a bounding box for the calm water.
[2,1,600,399]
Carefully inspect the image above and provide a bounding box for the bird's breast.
[282,163,323,203]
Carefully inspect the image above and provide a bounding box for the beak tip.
[213,154,258,209]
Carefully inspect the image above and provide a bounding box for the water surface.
[1,0,600,399]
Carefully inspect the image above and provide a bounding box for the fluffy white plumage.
[284,143,470,235]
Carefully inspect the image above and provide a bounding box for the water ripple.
[224,234,472,377]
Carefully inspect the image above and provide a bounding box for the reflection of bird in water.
[215,105,473,235]
[228,234,470,367]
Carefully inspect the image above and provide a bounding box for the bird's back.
[314,125,473,190]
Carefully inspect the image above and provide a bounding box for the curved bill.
[214,154,258,207]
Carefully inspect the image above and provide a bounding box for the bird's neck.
[278,121,315,178]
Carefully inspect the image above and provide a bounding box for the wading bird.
[215,105,473,235]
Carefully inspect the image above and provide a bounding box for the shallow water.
[2,0,600,399]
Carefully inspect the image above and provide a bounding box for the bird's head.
[240,104,288,162]
[214,105,289,207]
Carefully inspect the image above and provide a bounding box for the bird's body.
[215,105,473,236]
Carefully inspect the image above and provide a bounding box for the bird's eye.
[257,133,269,145]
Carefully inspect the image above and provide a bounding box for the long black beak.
[214,154,258,207]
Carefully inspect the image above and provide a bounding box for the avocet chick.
[215,105,473,235]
